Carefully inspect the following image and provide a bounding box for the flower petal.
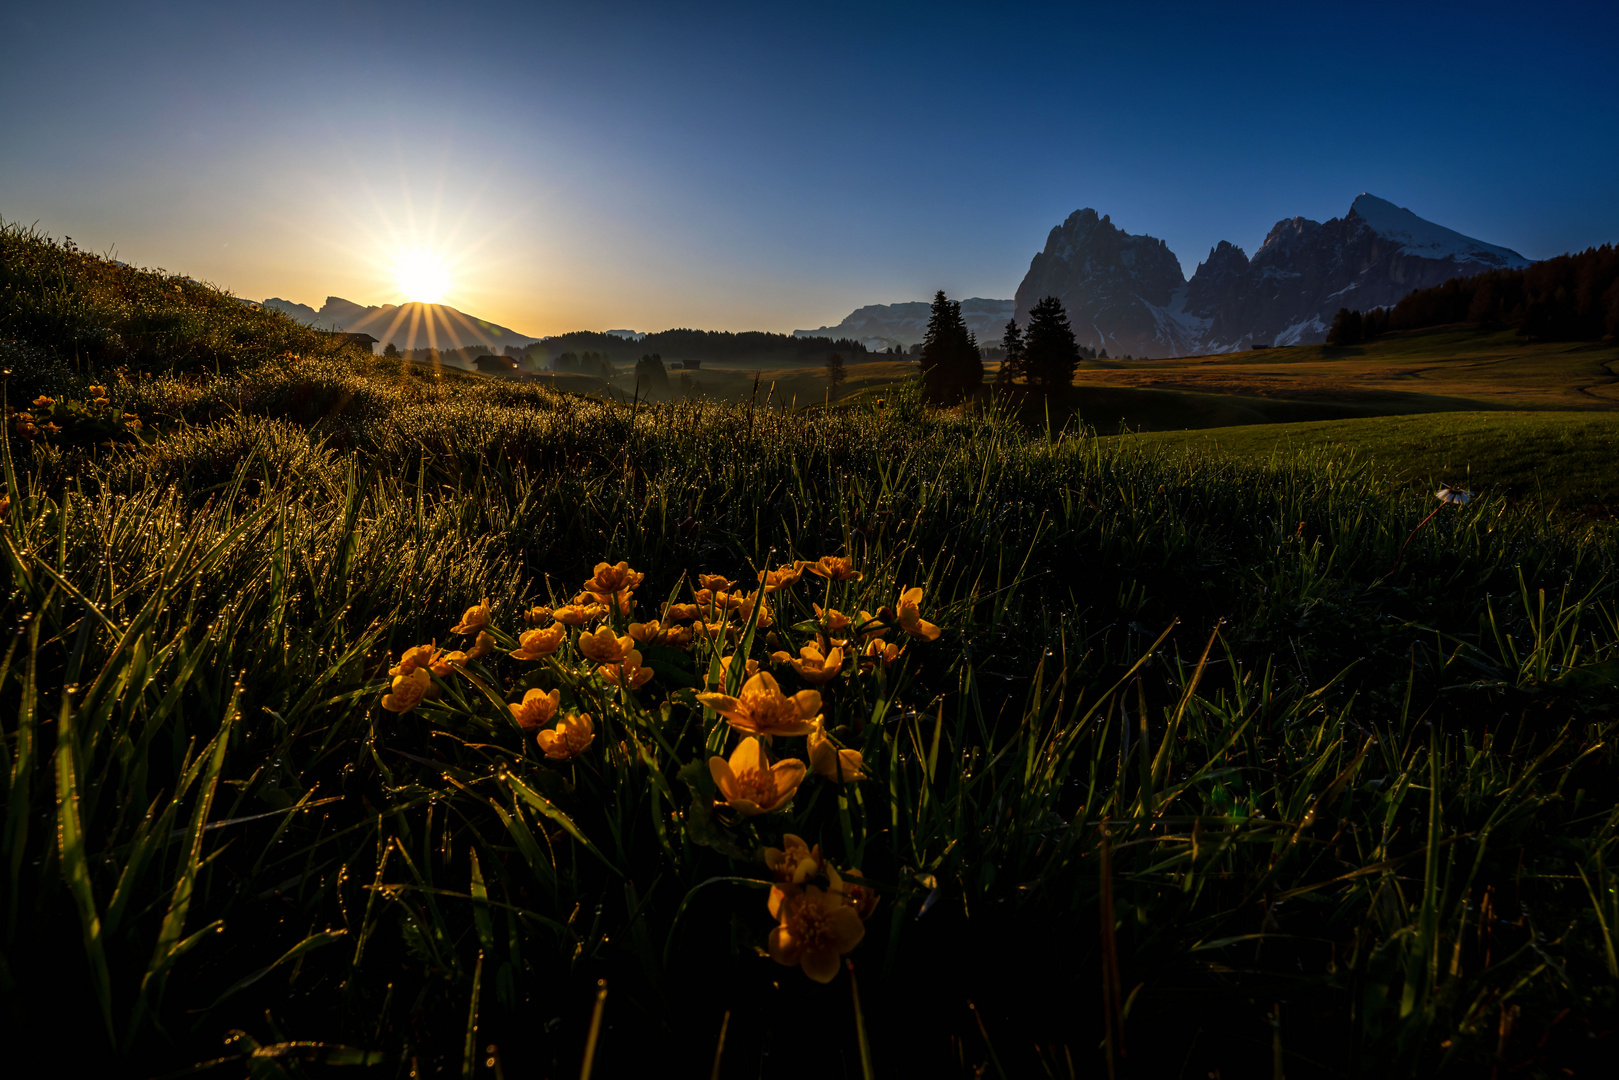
[708,755,736,798]
[744,670,781,696]
[695,692,741,719]
[767,925,802,968]
[801,947,841,983]
[729,736,768,773]
[827,905,867,953]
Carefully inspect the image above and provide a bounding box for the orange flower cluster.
[368,555,949,986]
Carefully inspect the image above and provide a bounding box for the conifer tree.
[824,351,846,397]
[996,319,1024,386]
[1022,296,1080,390]
[1326,307,1363,345]
[918,290,983,404]
[634,352,669,395]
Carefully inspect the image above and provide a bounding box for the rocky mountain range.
[1013,194,1531,357]
[794,297,1014,351]
[263,296,539,352]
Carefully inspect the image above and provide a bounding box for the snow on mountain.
[1348,194,1529,269]
[794,298,1013,351]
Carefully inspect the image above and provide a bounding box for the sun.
[394,250,451,304]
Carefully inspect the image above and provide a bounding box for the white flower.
[1436,487,1472,505]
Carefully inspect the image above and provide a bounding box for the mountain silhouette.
[262,296,540,352]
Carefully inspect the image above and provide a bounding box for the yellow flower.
[757,562,807,592]
[709,736,805,816]
[895,586,941,642]
[697,671,820,738]
[122,413,142,429]
[41,422,62,435]
[765,834,824,886]
[813,604,851,632]
[465,630,496,660]
[578,626,634,663]
[509,687,562,731]
[585,561,644,595]
[389,643,439,677]
[450,597,491,635]
[583,589,636,616]
[87,385,107,398]
[731,590,774,628]
[662,602,700,624]
[536,713,594,760]
[694,589,742,619]
[860,637,903,670]
[522,605,552,627]
[768,871,865,982]
[764,833,824,917]
[806,556,862,582]
[770,643,844,685]
[808,721,866,783]
[510,623,565,660]
[697,573,734,591]
[629,620,693,649]
[429,650,467,677]
[381,668,432,713]
[0,494,9,516]
[31,396,54,408]
[551,603,601,627]
[854,610,888,641]
[598,649,654,690]
[837,868,880,921]
[93,397,110,407]
[705,653,760,689]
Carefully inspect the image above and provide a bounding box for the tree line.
[914,290,1085,403]
[524,328,869,368]
[1327,243,1619,345]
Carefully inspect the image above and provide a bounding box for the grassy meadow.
[1114,411,1619,515]
[2,221,1618,1077]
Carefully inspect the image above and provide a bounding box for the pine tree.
[634,352,669,396]
[918,290,983,404]
[1022,296,1080,390]
[824,351,846,397]
[1326,307,1363,345]
[996,319,1024,386]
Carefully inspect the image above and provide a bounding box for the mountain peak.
[1347,193,1529,268]
[1015,208,1196,356]
[262,295,539,350]
[1013,194,1536,355]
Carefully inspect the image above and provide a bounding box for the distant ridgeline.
[1327,244,1619,345]
[522,328,868,369]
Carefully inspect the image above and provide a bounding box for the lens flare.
[394,250,450,303]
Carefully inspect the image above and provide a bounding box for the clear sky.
[3,1,1615,337]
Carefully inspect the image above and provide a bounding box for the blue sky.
[2,0,1615,335]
